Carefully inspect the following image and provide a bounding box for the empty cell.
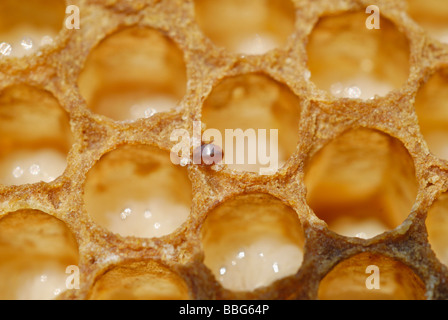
[318,253,426,300]
[201,193,304,292]
[305,128,418,238]
[307,11,410,99]
[194,0,295,54]
[0,85,72,185]
[0,0,65,58]
[78,26,186,121]
[84,145,192,238]
[414,69,448,160]
[408,0,448,43]
[0,210,79,300]
[89,260,190,300]
[201,73,301,174]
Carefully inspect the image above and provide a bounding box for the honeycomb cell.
[307,11,410,99]
[318,253,426,300]
[201,73,301,174]
[89,261,190,300]
[426,193,448,266]
[305,128,418,238]
[407,0,448,43]
[78,26,187,121]
[84,145,192,238]
[0,0,65,58]
[0,85,72,185]
[0,210,79,300]
[201,193,304,292]
[194,0,295,54]
[414,69,448,160]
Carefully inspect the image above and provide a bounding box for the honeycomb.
[1,0,448,300]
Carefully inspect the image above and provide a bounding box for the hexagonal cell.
[84,145,192,238]
[307,11,410,99]
[0,85,72,185]
[318,253,426,300]
[201,73,301,174]
[194,0,295,54]
[414,69,448,160]
[407,0,448,43]
[305,128,418,239]
[0,0,65,58]
[78,26,187,122]
[426,193,448,266]
[0,209,79,300]
[201,193,304,292]
[88,260,190,300]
